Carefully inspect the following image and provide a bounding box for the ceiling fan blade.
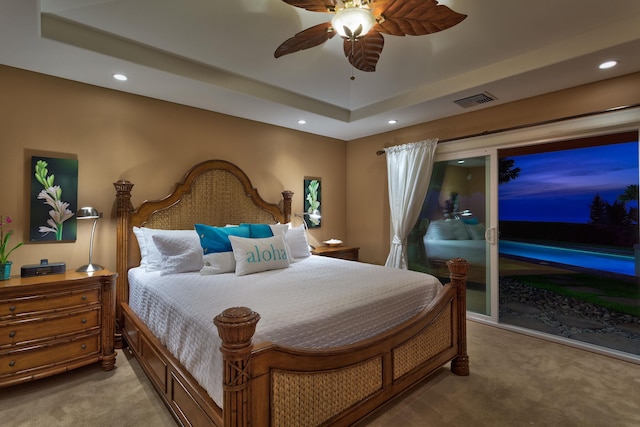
[275,22,337,58]
[281,0,339,13]
[369,0,395,17]
[343,32,385,72]
[374,0,467,36]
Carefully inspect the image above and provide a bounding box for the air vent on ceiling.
[454,92,497,108]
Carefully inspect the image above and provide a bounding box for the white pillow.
[132,226,148,268]
[425,220,455,240]
[451,220,470,240]
[285,224,311,258]
[468,223,486,240]
[269,223,290,236]
[141,228,199,272]
[151,231,203,275]
[228,235,290,276]
[200,252,236,275]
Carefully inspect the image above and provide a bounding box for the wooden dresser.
[0,270,117,387]
[311,245,359,261]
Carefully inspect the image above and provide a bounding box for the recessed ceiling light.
[113,73,128,81]
[297,119,306,125]
[457,160,465,164]
[388,119,398,124]
[599,60,618,70]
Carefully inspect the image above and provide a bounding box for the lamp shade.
[306,210,322,221]
[77,207,100,219]
[331,7,375,39]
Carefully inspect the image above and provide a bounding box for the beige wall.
[0,65,346,273]
[346,72,640,264]
[3,65,639,272]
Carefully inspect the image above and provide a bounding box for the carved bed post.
[113,179,134,347]
[214,307,261,427]
[281,190,293,223]
[447,257,470,376]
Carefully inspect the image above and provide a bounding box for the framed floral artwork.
[303,177,321,228]
[29,156,78,242]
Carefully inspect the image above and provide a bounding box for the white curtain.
[384,139,438,269]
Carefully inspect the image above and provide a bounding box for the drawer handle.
[9,360,15,367]
[81,295,87,301]
[81,318,87,324]
[9,306,15,312]
[9,331,15,338]
[81,344,87,350]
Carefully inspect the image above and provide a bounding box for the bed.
[423,219,487,267]
[113,159,470,427]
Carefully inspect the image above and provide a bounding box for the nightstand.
[0,270,117,387]
[311,245,359,261]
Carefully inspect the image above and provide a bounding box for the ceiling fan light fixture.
[331,6,375,39]
[275,0,467,74]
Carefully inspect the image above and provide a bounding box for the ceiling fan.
[275,0,467,76]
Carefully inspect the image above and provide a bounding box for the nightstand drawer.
[0,308,100,347]
[0,288,100,318]
[311,246,359,261]
[0,333,100,376]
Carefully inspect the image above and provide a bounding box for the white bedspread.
[128,255,442,406]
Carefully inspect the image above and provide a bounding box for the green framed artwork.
[303,177,321,228]
[29,156,78,242]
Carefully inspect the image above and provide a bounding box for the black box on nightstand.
[21,259,66,277]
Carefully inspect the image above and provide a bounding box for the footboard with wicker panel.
[214,259,469,427]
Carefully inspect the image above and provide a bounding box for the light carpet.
[1,321,639,426]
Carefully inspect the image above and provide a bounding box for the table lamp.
[295,210,321,249]
[76,207,103,272]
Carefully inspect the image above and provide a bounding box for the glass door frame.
[433,147,499,323]
[433,106,640,364]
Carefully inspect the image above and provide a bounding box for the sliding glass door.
[408,151,497,317]
[497,133,640,356]
[406,109,640,360]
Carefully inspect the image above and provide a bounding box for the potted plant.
[1,215,23,280]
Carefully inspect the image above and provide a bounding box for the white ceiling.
[2,0,640,141]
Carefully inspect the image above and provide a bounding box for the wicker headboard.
[113,160,293,335]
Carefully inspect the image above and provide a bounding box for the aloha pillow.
[286,224,311,258]
[152,232,203,275]
[228,234,290,276]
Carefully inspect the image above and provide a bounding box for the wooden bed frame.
[114,159,470,427]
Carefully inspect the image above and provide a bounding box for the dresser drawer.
[0,308,100,348]
[0,333,100,376]
[0,288,100,318]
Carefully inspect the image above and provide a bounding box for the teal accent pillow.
[195,224,250,254]
[461,217,479,225]
[240,223,274,238]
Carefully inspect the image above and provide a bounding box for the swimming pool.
[499,240,636,276]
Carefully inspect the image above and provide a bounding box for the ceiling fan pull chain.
[350,39,356,81]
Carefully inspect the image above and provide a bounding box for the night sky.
[499,141,639,223]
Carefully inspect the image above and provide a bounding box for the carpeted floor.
[2,321,639,426]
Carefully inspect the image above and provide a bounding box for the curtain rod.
[375,103,640,155]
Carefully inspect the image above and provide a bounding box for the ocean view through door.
[408,155,493,316]
[498,133,640,356]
